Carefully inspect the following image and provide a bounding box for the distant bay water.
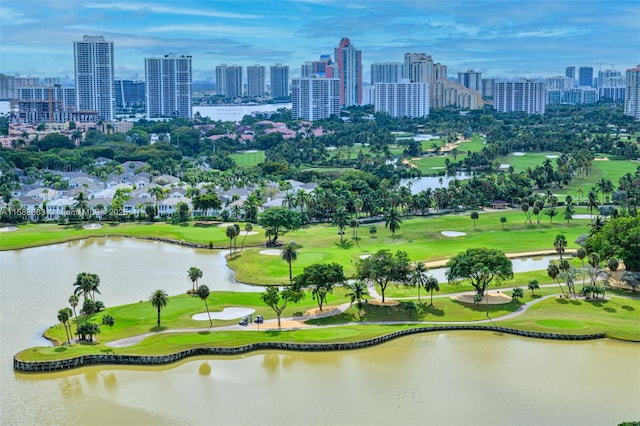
[0,101,290,123]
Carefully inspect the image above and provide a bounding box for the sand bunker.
[83,223,102,229]
[545,154,559,159]
[452,292,512,305]
[260,249,281,255]
[217,222,236,228]
[430,166,446,170]
[241,231,258,236]
[512,152,525,156]
[359,254,371,259]
[499,164,510,169]
[0,226,18,232]
[368,299,399,306]
[441,231,467,237]
[192,307,255,320]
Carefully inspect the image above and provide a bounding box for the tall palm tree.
[553,234,568,259]
[281,242,299,283]
[576,248,587,289]
[241,223,253,251]
[149,289,169,328]
[346,280,368,316]
[73,272,100,302]
[197,285,212,327]
[57,308,72,345]
[470,211,479,230]
[187,267,203,293]
[68,294,79,337]
[547,262,565,298]
[333,206,349,242]
[424,276,440,306]
[384,208,402,235]
[226,225,236,254]
[411,262,429,303]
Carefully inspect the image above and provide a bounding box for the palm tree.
[528,279,540,296]
[73,272,100,302]
[384,208,402,235]
[226,225,236,254]
[553,234,568,259]
[333,206,349,242]
[197,284,212,327]
[57,308,72,345]
[346,280,368,316]
[411,262,428,303]
[241,223,253,251]
[281,242,299,283]
[149,289,169,328]
[547,261,565,298]
[68,294,79,337]
[424,275,440,306]
[576,248,587,289]
[470,211,479,230]
[187,267,203,293]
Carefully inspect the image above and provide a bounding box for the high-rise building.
[14,85,78,123]
[493,80,546,114]
[291,75,341,121]
[565,66,576,86]
[597,69,622,88]
[247,65,266,97]
[578,66,594,87]
[481,78,494,98]
[215,65,243,98]
[432,80,483,110]
[404,53,433,83]
[374,80,429,118]
[458,70,482,92]
[270,64,289,99]
[545,76,573,91]
[0,74,16,99]
[145,54,192,119]
[564,87,598,104]
[371,62,403,84]
[73,35,115,121]
[114,80,145,108]
[334,37,362,107]
[624,65,640,120]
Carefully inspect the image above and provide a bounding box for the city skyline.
[0,0,638,82]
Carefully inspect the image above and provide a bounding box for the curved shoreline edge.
[14,325,605,373]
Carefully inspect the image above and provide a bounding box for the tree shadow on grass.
[54,347,68,353]
[198,331,211,336]
[603,307,617,313]
[265,330,281,337]
[421,305,445,317]
[334,240,354,249]
[149,326,168,332]
[555,298,569,305]
[570,300,582,306]
[621,305,635,311]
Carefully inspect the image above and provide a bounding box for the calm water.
[193,103,291,122]
[401,174,472,194]
[1,238,639,425]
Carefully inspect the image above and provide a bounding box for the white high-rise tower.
[73,35,115,121]
[145,54,192,119]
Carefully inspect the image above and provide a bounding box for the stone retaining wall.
[14,326,605,373]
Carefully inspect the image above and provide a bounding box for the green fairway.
[229,150,265,167]
[411,136,486,173]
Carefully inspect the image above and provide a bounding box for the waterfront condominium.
[370,62,403,84]
[334,37,362,107]
[374,80,429,118]
[73,35,115,120]
[493,79,546,114]
[247,65,266,97]
[215,65,243,98]
[291,75,340,121]
[145,54,192,119]
[270,64,289,99]
[624,65,640,120]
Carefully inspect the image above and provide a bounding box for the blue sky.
[1,0,638,82]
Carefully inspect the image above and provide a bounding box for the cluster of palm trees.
[224,223,253,254]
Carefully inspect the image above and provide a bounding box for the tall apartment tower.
[145,54,192,119]
[374,81,429,118]
[565,66,576,86]
[73,35,115,120]
[458,70,482,91]
[493,80,546,114]
[624,65,640,120]
[334,38,362,107]
[371,62,403,84]
[578,66,594,87]
[215,65,243,98]
[270,64,289,99]
[247,65,266,97]
[291,75,341,121]
[404,53,433,83]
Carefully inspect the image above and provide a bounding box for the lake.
[0,238,638,425]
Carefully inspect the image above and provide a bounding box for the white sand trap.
[193,307,255,321]
[512,152,526,156]
[430,166,446,170]
[260,249,281,255]
[499,164,510,169]
[83,223,102,229]
[244,150,258,153]
[0,226,18,232]
[441,231,467,237]
[241,231,258,236]
[217,222,236,228]
[545,154,559,159]
[359,254,371,259]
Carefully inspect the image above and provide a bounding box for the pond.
[1,238,638,425]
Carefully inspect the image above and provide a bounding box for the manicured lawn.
[229,150,265,167]
[411,136,486,173]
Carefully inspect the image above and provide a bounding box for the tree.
[260,286,303,328]
[586,216,640,272]
[258,207,301,246]
[403,301,417,318]
[553,234,568,259]
[576,247,587,288]
[149,289,169,327]
[294,263,345,311]
[281,242,299,283]
[423,275,440,306]
[470,211,479,230]
[226,225,237,254]
[77,322,100,342]
[563,205,575,224]
[333,206,349,242]
[384,209,402,235]
[57,308,72,345]
[545,207,558,223]
[511,287,524,303]
[356,249,411,303]
[346,280,368,316]
[101,314,115,327]
[369,225,377,237]
[446,247,513,298]
[547,261,565,298]
[621,271,640,293]
[240,223,253,251]
[521,202,532,224]
[73,272,100,302]
[68,294,79,337]
[187,267,203,293]
[528,279,540,296]
[500,216,507,229]
[197,284,212,327]
[411,262,429,303]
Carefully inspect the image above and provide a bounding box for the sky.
[1,0,639,82]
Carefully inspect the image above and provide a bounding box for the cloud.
[0,5,37,25]
[83,2,262,19]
